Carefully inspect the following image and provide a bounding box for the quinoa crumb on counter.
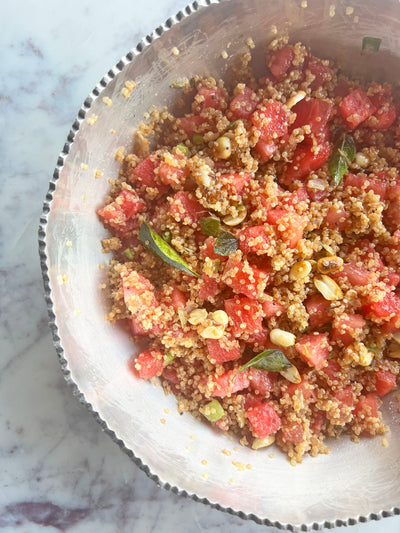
[97,37,400,464]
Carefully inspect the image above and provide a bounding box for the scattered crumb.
[221,50,228,59]
[66,240,72,247]
[201,459,207,466]
[160,418,166,425]
[382,438,388,447]
[75,309,82,315]
[329,4,335,17]
[202,473,208,480]
[232,460,246,472]
[61,274,69,284]
[164,408,170,414]
[82,195,87,201]
[222,449,231,456]
[108,178,116,185]
[246,464,252,470]
[269,453,275,459]
[246,37,255,49]
[171,47,180,56]
[230,478,235,484]
[233,447,238,452]
[301,0,307,7]
[95,170,104,179]
[186,446,191,451]
[144,112,150,119]
[98,264,105,270]
[87,114,98,126]
[115,147,125,162]
[102,96,112,106]
[353,15,359,23]
[345,6,354,15]
[270,24,278,34]
[100,283,107,290]
[110,129,116,134]
[229,436,233,441]
[80,163,89,170]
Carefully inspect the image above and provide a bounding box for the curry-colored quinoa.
[98,38,400,464]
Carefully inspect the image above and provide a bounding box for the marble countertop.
[1,0,399,531]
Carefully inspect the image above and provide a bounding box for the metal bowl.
[39,0,400,529]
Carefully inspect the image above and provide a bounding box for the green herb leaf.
[192,134,204,145]
[328,134,356,186]
[214,232,239,256]
[362,37,382,52]
[233,349,292,380]
[170,78,187,89]
[139,222,200,278]
[122,248,134,261]
[199,399,225,422]
[200,216,221,237]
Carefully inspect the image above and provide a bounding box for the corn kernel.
[213,136,232,159]
[270,328,296,347]
[188,308,208,325]
[211,310,229,326]
[198,325,225,339]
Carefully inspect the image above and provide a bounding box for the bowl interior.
[43,0,400,527]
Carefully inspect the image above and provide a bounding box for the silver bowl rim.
[38,0,400,529]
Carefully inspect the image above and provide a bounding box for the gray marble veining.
[1,0,400,531]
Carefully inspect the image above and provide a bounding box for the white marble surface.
[1,0,399,531]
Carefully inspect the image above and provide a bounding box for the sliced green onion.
[214,232,239,256]
[367,346,380,354]
[122,248,134,261]
[192,134,204,145]
[170,78,187,89]
[200,216,221,237]
[328,134,356,186]
[232,349,292,381]
[139,221,200,278]
[163,351,176,366]
[362,37,382,52]
[200,399,225,422]
[175,144,189,157]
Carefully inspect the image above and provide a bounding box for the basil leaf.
[139,222,200,278]
[362,37,381,52]
[233,349,292,380]
[328,134,356,186]
[214,232,238,256]
[200,216,221,237]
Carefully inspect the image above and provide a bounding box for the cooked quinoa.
[97,38,400,464]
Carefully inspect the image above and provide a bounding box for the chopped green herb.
[200,399,225,422]
[367,346,380,354]
[362,37,382,52]
[200,216,221,237]
[328,134,356,186]
[175,144,189,157]
[192,134,204,145]
[162,229,172,244]
[232,349,292,381]
[139,221,200,278]
[163,351,176,366]
[229,119,242,129]
[170,78,187,89]
[122,248,134,261]
[214,232,239,256]
[189,77,196,89]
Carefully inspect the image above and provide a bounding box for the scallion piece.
[175,144,189,157]
[200,399,225,422]
[122,248,134,261]
[200,216,221,237]
[328,134,356,186]
[139,221,200,278]
[163,351,176,366]
[192,134,204,145]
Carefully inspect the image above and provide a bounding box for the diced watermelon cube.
[159,161,189,186]
[246,402,282,438]
[178,114,214,137]
[304,57,333,90]
[266,209,307,248]
[374,369,397,396]
[295,333,330,369]
[285,380,317,403]
[251,100,289,141]
[222,257,269,298]
[228,86,259,120]
[131,154,170,194]
[254,139,277,162]
[168,285,187,310]
[262,299,285,319]
[169,191,205,226]
[198,273,220,302]
[129,349,164,379]
[321,359,341,381]
[344,172,387,200]
[324,205,349,231]
[192,86,228,114]
[206,337,241,364]
[269,45,295,80]
[225,296,263,337]
[290,98,333,141]
[279,420,304,445]
[311,410,326,434]
[248,368,275,395]
[331,313,366,346]
[305,294,331,329]
[97,189,145,234]
[333,263,373,286]
[362,292,400,320]
[339,88,376,129]
[200,237,227,261]
[239,226,271,255]
[283,142,330,183]
[354,393,379,418]
[219,172,251,194]
[211,369,250,397]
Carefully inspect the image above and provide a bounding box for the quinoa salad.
[97,37,400,464]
